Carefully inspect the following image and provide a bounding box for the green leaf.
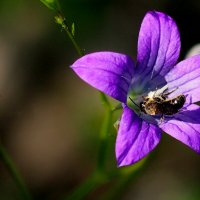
[71,22,75,36]
[40,0,58,11]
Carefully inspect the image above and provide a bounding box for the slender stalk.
[54,0,84,56]
[64,175,98,200]
[63,94,113,200]
[97,110,112,171]
[97,93,112,171]
[53,0,113,174]
[53,2,110,106]
[64,171,108,200]
[54,9,114,198]
[54,3,113,172]
[0,144,32,200]
[101,156,150,200]
[41,1,116,199]
[56,13,84,56]
[63,27,84,56]
[104,169,143,200]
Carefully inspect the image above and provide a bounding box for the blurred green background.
[0,0,200,199]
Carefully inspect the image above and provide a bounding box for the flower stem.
[55,12,84,57]
[54,8,113,197]
[53,1,113,173]
[64,175,98,200]
[101,158,148,200]
[64,171,108,200]
[63,94,113,200]
[50,0,84,57]
[41,1,115,199]
[0,144,32,200]
[97,92,112,171]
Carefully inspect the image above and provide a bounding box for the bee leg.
[180,95,191,109]
[159,114,165,124]
[162,87,178,97]
[177,95,191,114]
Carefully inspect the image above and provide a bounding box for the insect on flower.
[71,11,200,167]
[139,89,186,116]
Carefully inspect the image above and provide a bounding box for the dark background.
[0,0,200,199]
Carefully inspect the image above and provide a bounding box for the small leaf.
[40,0,58,11]
[71,22,75,36]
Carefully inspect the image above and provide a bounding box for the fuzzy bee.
[140,94,186,116]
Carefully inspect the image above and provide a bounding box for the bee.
[140,94,186,116]
[129,88,186,119]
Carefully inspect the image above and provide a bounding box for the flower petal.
[160,104,200,153]
[71,52,134,103]
[136,11,180,84]
[115,106,161,167]
[165,55,200,103]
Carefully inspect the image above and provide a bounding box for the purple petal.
[165,55,200,103]
[160,104,200,153]
[115,106,161,167]
[71,52,134,103]
[136,11,180,84]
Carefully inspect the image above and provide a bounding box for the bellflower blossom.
[71,11,200,167]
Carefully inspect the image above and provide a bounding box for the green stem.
[64,175,98,200]
[54,5,113,174]
[102,157,150,200]
[107,171,142,200]
[64,172,108,200]
[0,144,32,200]
[63,94,113,200]
[60,17,84,56]
[41,1,115,199]
[97,93,112,171]
[54,2,84,57]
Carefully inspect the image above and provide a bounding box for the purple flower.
[71,11,200,167]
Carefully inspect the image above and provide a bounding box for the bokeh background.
[0,0,200,199]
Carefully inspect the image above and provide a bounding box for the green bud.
[55,13,66,29]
